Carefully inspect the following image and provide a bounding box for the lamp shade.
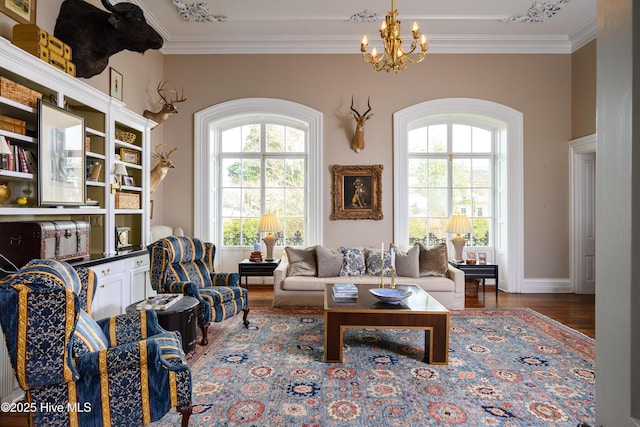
[258,213,283,233]
[446,214,471,234]
[113,163,128,176]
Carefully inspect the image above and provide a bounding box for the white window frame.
[194,98,323,269]
[394,98,524,293]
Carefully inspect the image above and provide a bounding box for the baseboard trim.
[521,278,572,293]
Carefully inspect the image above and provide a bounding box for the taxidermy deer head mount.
[350,96,373,153]
[150,144,177,193]
[143,81,187,125]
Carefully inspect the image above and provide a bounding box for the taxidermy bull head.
[350,96,373,153]
[150,144,177,193]
[54,0,163,78]
[143,81,187,125]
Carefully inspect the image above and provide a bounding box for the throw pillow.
[365,248,392,276]
[316,245,343,278]
[418,242,449,277]
[285,246,317,276]
[391,243,420,278]
[339,247,366,276]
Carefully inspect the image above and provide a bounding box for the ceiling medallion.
[503,0,570,23]
[359,0,428,73]
[171,0,227,23]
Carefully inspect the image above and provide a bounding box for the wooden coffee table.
[324,283,449,364]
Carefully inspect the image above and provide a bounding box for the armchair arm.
[209,271,240,287]
[96,310,167,347]
[74,335,189,378]
[162,280,200,295]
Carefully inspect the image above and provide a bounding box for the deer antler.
[156,81,187,105]
[152,144,178,159]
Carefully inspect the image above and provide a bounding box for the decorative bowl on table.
[369,288,412,304]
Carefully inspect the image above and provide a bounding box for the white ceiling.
[128,0,596,55]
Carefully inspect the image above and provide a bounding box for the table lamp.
[257,213,282,261]
[446,214,471,262]
[111,163,128,193]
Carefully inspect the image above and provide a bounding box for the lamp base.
[262,233,276,261]
[451,234,466,263]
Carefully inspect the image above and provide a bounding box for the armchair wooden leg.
[242,307,250,328]
[199,322,210,346]
[178,403,192,427]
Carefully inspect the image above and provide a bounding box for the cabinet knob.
[99,284,105,288]
[136,260,144,266]
[101,268,110,275]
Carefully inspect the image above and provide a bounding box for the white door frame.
[568,133,597,294]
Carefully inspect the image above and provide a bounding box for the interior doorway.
[569,134,596,294]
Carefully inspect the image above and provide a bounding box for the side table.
[449,261,499,300]
[238,258,281,288]
[126,296,199,353]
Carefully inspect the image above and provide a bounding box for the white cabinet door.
[130,253,154,303]
[91,260,128,320]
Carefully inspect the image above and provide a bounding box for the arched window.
[394,99,524,292]
[405,118,495,248]
[194,99,323,266]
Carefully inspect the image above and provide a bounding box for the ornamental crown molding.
[348,10,382,24]
[171,0,226,23]
[502,0,570,23]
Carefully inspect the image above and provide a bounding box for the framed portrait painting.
[330,164,383,220]
[37,100,86,206]
[0,0,36,25]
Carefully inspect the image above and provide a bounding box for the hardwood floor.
[0,285,595,426]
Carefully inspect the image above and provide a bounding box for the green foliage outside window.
[221,121,306,247]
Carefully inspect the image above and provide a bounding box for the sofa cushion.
[339,247,366,276]
[316,245,343,278]
[418,242,449,277]
[391,243,420,278]
[281,274,455,292]
[365,248,392,276]
[285,246,317,276]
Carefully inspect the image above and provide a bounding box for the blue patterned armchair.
[148,236,249,345]
[0,259,192,427]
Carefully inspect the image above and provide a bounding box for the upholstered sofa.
[272,243,465,310]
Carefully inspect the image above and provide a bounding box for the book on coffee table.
[136,294,183,311]
[332,283,358,301]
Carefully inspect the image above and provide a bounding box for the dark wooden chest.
[0,220,90,269]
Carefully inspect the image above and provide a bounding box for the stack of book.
[332,283,358,301]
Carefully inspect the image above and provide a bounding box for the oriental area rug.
[152,308,595,427]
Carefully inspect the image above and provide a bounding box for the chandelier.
[360,0,428,73]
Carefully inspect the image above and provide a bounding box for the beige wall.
[161,53,572,278]
[1,2,595,280]
[572,40,597,138]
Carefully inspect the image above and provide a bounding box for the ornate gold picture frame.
[330,164,383,220]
